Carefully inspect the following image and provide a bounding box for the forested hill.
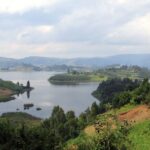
[1,54,150,68]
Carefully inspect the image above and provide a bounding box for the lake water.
[0,72,99,119]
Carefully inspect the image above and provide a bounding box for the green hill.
[49,66,150,85]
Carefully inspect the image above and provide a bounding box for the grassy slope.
[65,104,150,150]
[65,104,135,148]
[128,120,150,150]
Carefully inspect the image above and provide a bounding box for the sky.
[0,0,150,58]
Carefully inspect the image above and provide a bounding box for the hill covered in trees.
[2,54,150,69]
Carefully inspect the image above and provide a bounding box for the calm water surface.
[0,72,99,119]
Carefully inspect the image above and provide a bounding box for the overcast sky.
[0,0,150,58]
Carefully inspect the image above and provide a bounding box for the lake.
[0,72,99,119]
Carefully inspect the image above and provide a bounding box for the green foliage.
[0,106,80,150]
[93,78,140,104]
[68,122,132,150]
[0,79,32,102]
[100,128,131,150]
[91,102,99,117]
[1,112,41,126]
[42,106,80,147]
[128,120,150,150]
[96,65,150,79]
[49,74,90,84]
[0,79,23,92]
[1,76,150,149]
[131,78,150,104]
[112,92,132,108]
[49,72,107,84]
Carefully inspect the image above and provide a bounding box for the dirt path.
[118,105,150,123]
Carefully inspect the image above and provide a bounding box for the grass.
[128,120,150,150]
[0,79,22,91]
[107,104,136,115]
[65,104,150,150]
[65,104,137,150]
[1,112,41,126]
[49,73,107,85]
[65,132,95,150]
[88,74,107,82]
[0,95,15,102]
[96,104,136,122]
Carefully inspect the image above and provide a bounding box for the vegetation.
[96,65,150,80]
[65,78,150,149]
[93,78,140,103]
[128,120,150,150]
[1,112,41,126]
[0,77,150,149]
[49,72,106,84]
[0,79,33,102]
[0,79,24,91]
[49,65,150,85]
[0,106,81,150]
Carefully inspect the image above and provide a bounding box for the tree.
[66,111,75,120]
[93,78,140,104]
[91,102,99,117]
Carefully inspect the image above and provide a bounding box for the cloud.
[17,25,54,43]
[0,0,58,14]
[36,25,54,33]
[107,13,150,45]
[0,0,150,58]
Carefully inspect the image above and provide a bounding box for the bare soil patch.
[118,105,150,123]
[0,88,13,96]
[84,125,96,136]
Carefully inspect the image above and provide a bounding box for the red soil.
[118,105,150,123]
[0,88,13,96]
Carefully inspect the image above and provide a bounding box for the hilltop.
[1,54,150,71]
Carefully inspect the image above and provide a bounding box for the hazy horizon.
[1,53,150,59]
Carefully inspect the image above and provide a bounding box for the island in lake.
[49,66,150,85]
[49,71,107,85]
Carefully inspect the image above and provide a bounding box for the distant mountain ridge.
[0,54,150,68]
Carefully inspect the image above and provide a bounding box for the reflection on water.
[27,90,30,99]
[0,72,99,119]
